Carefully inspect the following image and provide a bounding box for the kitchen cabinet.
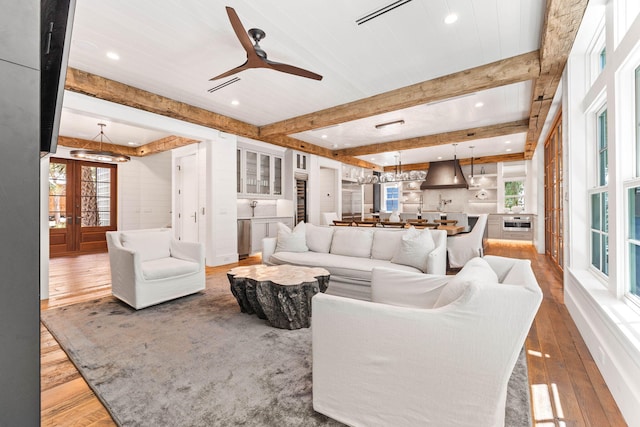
[488,214,535,241]
[237,147,283,198]
[250,217,293,254]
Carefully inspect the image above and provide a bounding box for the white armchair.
[106,228,205,309]
[447,213,488,268]
[312,255,542,427]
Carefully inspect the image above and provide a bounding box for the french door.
[49,158,117,256]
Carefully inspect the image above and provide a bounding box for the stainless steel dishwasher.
[237,219,251,259]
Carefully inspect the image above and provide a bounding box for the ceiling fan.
[210,6,323,81]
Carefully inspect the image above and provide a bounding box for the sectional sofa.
[262,223,447,300]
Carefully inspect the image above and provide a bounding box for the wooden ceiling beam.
[524,0,588,159]
[136,136,199,156]
[57,136,138,156]
[66,68,259,140]
[333,119,528,157]
[382,152,526,172]
[259,51,540,138]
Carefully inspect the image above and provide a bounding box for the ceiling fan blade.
[266,59,323,81]
[209,61,251,80]
[225,7,256,56]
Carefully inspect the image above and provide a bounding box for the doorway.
[48,158,117,256]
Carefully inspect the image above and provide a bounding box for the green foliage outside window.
[504,180,525,210]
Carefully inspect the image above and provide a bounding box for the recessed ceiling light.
[231,100,240,106]
[106,51,120,60]
[370,157,376,161]
[444,13,458,24]
[506,148,512,152]
[437,156,443,160]
[505,140,511,144]
[475,102,484,108]
[127,141,137,146]
[322,134,328,139]
[332,143,338,148]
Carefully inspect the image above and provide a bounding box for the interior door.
[49,158,117,256]
[177,154,199,242]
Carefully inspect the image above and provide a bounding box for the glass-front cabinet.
[237,146,283,198]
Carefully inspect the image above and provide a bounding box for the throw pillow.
[433,257,499,308]
[305,223,334,253]
[390,227,436,272]
[330,228,374,258]
[371,230,404,260]
[275,222,308,253]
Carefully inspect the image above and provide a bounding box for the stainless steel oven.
[503,216,531,231]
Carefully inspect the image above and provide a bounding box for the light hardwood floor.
[41,242,627,426]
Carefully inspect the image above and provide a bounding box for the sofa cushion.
[371,230,405,260]
[141,257,200,280]
[269,251,421,282]
[371,267,449,308]
[305,223,334,253]
[390,227,436,273]
[433,257,498,308]
[120,229,172,262]
[275,222,308,253]
[330,228,374,258]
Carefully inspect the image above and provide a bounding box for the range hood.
[420,160,469,190]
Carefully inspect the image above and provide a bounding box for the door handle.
[191,212,197,223]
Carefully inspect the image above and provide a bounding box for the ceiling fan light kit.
[70,123,131,163]
[210,7,323,81]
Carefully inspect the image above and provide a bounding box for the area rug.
[41,282,532,426]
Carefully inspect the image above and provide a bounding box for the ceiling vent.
[207,77,240,93]
[420,160,469,190]
[356,0,413,25]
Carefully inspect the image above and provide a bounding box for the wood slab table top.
[438,225,466,235]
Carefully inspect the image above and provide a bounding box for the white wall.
[205,135,239,266]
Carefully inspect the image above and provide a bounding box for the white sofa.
[262,224,447,301]
[106,228,205,309]
[313,255,543,427]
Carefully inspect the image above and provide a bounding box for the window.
[383,184,399,212]
[600,46,607,71]
[591,191,609,275]
[504,179,525,211]
[591,107,609,276]
[598,109,608,186]
[628,187,640,298]
[636,66,640,176]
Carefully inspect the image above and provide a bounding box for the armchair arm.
[106,233,142,304]
[262,237,277,264]
[371,267,449,308]
[170,239,204,266]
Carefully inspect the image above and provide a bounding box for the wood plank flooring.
[41,242,627,426]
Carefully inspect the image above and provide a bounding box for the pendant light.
[452,143,459,184]
[469,145,475,185]
[70,123,131,163]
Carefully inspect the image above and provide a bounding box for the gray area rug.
[42,281,531,426]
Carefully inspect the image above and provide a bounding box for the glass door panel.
[245,151,258,194]
[259,153,270,195]
[273,157,282,196]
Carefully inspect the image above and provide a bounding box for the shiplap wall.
[118,151,172,230]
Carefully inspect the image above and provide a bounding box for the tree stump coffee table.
[226,264,330,329]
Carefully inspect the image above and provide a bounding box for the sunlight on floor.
[532,383,566,426]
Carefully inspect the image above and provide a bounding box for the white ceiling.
[61,0,547,166]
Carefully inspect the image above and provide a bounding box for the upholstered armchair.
[106,228,205,309]
[312,255,542,427]
[447,213,488,268]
